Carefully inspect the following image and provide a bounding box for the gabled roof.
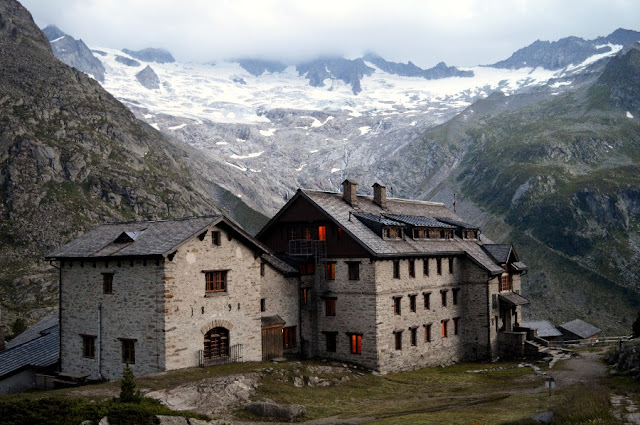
[258,189,505,275]
[47,215,269,259]
[521,320,563,338]
[0,315,59,378]
[498,292,530,306]
[354,213,405,227]
[558,319,601,339]
[483,244,513,264]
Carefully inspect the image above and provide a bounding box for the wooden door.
[262,326,283,361]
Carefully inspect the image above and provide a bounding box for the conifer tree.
[119,363,141,403]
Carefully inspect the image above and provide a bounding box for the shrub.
[119,363,141,403]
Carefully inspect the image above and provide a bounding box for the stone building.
[257,180,529,373]
[47,215,298,380]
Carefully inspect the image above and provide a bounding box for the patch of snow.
[359,126,371,135]
[144,114,154,119]
[168,123,188,131]
[225,161,247,171]
[410,121,417,126]
[229,151,263,159]
[216,141,228,145]
[249,168,261,173]
[349,110,362,117]
[295,164,307,172]
[51,36,66,43]
[150,123,159,130]
[549,81,572,89]
[627,111,634,119]
[330,168,341,173]
[566,44,622,72]
[236,138,246,142]
[259,128,276,137]
[310,149,319,153]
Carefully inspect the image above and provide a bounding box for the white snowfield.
[93,46,609,127]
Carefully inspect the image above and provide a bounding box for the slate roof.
[435,217,479,229]
[262,253,298,276]
[261,315,286,328]
[47,215,269,259]
[0,315,59,378]
[521,320,563,338]
[483,244,512,264]
[498,292,530,306]
[6,314,58,349]
[383,214,456,228]
[354,213,404,227]
[261,189,506,275]
[558,319,601,339]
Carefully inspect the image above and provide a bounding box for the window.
[204,327,228,358]
[303,227,312,240]
[423,258,429,276]
[102,273,113,294]
[121,339,136,364]
[393,260,400,279]
[283,326,297,349]
[437,258,442,275]
[500,274,512,292]
[212,231,221,246]
[260,298,266,312]
[260,262,265,276]
[384,227,402,239]
[424,324,432,342]
[287,226,297,241]
[393,297,402,315]
[394,331,403,350]
[205,271,227,293]
[453,317,460,335]
[452,288,460,305]
[448,257,454,274]
[325,298,336,316]
[409,260,415,278]
[299,263,314,275]
[337,227,343,240]
[441,290,448,307]
[301,288,310,305]
[409,295,417,312]
[81,335,95,359]
[423,293,431,310]
[349,333,362,354]
[348,262,360,280]
[318,225,327,241]
[326,262,336,280]
[325,332,337,352]
[441,320,448,338]
[410,327,417,346]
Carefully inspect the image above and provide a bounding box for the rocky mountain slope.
[42,25,105,82]
[389,47,640,334]
[0,0,265,328]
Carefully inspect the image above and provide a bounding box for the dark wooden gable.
[259,193,370,258]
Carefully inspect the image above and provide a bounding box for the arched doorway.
[203,327,229,359]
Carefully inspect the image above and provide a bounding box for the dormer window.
[383,227,402,239]
[114,229,145,244]
[463,229,478,240]
[413,228,428,239]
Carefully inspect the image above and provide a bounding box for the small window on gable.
[212,231,221,246]
[260,262,265,277]
[337,227,343,240]
[318,225,327,241]
[287,226,297,241]
[260,298,266,312]
[103,273,113,294]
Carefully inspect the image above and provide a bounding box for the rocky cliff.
[0,0,265,327]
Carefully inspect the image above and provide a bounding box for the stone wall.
[60,258,165,380]
[163,225,262,370]
[260,262,299,355]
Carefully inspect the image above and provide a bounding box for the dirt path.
[544,349,608,390]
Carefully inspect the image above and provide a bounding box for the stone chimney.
[373,183,387,209]
[342,179,358,207]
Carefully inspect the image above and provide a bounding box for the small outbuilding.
[521,320,562,341]
[558,319,601,342]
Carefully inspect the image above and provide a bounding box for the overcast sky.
[20,0,640,68]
